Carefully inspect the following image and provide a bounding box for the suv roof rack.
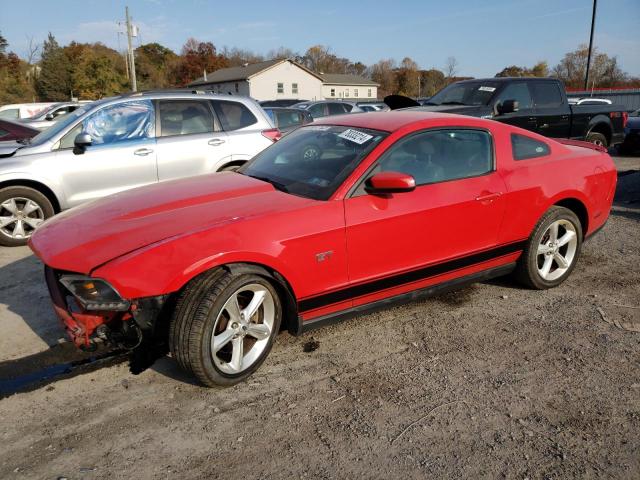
[118,88,213,98]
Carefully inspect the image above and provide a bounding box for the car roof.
[312,110,487,132]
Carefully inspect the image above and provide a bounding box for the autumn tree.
[395,57,420,97]
[495,61,549,78]
[444,56,458,80]
[135,42,177,89]
[371,59,397,98]
[420,68,447,97]
[70,43,128,98]
[221,46,265,66]
[552,44,626,89]
[170,38,228,86]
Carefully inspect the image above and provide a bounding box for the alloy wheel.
[536,219,578,281]
[0,197,45,240]
[210,284,275,375]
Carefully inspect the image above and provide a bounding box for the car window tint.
[59,123,83,149]
[343,104,353,112]
[212,100,257,131]
[511,133,550,160]
[0,109,19,120]
[376,129,493,186]
[159,101,214,136]
[495,83,533,109]
[308,103,326,118]
[328,103,346,115]
[0,127,8,138]
[275,111,302,129]
[76,100,155,146]
[532,82,563,107]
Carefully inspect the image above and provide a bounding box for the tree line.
[1,30,639,105]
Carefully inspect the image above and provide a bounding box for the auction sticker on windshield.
[478,86,496,92]
[338,129,373,144]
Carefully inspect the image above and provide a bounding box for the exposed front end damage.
[44,266,171,372]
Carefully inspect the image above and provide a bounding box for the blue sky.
[1,0,639,77]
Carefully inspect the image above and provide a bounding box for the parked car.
[390,77,627,148]
[263,107,313,134]
[259,99,309,108]
[21,101,90,130]
[30,111,616,387]
[0,102,57,120]
[0,91,279,246]
[292,100,363,119]
[619,108,640,154]
[357,102,390,112]
[568,97,612,105]
[0,119,40,142]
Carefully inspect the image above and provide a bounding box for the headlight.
[59,275,130,311]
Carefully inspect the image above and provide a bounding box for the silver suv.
[0,90,278,246]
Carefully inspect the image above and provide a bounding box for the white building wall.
[249,62,323,101]
[322,84,378,100]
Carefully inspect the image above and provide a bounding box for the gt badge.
[315,250,333,262]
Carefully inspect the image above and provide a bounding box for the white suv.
[0,90,279,246]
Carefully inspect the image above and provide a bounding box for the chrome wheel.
[0,197,45,240]
[211,284,275,375]
[536,219,578,281]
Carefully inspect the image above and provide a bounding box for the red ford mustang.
[29,111,617,387]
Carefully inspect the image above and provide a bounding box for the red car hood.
[30,173,310,273]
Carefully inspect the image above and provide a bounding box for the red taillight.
[262,128,282,142]
[622,111,628,128]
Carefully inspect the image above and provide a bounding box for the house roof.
[319,73,378,86]
[189,59,323,86]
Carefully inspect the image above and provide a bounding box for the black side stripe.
[298,240,527,313]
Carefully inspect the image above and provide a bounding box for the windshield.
[426,81,501,106]
[28,103,96,145]
[239,125,388,200]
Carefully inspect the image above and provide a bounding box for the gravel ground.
[0,157,638,480]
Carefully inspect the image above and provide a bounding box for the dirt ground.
[0,157,639,480]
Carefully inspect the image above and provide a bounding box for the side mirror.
[73,132,92,155]
[45,113,54,121]
[365,171,416,195]
[496,99,519,115]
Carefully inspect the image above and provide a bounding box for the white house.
[188,59,378,101]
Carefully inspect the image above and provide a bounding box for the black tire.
[169,270,282,387]
[514,206,583,290]
[585,131,608,148]
[0,186,55,247]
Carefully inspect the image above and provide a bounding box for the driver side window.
[360,129,493,193]
[58,100,155,149]
[494,83,533,110]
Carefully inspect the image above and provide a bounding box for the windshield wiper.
[439,101,467,106]
[16,138,31,145]
[247,175,289,193]
[423,101,439,106]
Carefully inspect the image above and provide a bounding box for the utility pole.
[584,0,597,91]
[125,6,137,92]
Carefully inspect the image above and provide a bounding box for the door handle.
[208,138,226,146]
[134,148,154,156]
[475,192,502,202]
[539,123,550,129]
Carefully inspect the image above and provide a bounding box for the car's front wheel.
[515,206,583,289]
[169,270,282,387]
[0,186,54,247]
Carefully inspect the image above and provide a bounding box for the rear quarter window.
[511,133,550,160]
[211,101,257,131]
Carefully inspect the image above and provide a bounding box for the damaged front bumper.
[44,267,167,353]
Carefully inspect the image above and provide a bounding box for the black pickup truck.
[389,77,627,148]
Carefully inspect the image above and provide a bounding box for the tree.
[36,33,72,101]
[552,44,626,89]
[420,68,447,97]
[135,42,176,89]
[495,61,549,78]
[221,46,265,66]
[70,43,128,98]
[395,57,419,97]
[170,38,228,86]
[0,31,36,103]
[444,56,458,79]
[371,59,397,98]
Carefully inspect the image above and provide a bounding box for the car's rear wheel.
[169,270,281,387]
[586,131,608,148]
[0,186,54,247]
[515,206,583,289]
